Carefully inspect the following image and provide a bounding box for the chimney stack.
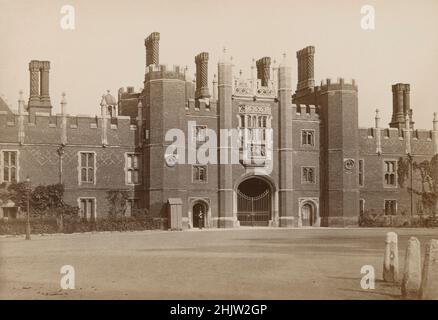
[390,83,413,129]
[195,52,210,99]
[431,112,438,156]
[256,57,271,87]
[296,46,315,92]
[28,60,52,114]
[145,32,160,67]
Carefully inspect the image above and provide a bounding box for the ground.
[0,227,437,299]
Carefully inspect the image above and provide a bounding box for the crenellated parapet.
[317,78,358,93]
[144,64,187,83]
[118,86,142,119]
[0,110,138,147]
[186,98,216,114]
[291,104,320,121]
[359,127,435,156]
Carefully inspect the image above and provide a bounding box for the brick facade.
[1,32,437,228]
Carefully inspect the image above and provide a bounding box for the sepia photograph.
[0,0,437,309]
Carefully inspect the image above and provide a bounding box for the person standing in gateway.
[198,209,204,230]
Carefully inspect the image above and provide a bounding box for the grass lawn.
[1,227,437,299]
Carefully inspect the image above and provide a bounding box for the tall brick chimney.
[28,60,52,114]
[296,46,315,92]
[195,52,210,99]
[256,57,271,87]
[390,83,413,129]
[145,32,160,67]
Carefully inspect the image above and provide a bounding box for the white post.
[18,90,25,145]
[60,92,67,145]
[383,232,399,282]
[375,109,382,155]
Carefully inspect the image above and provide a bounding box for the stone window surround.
[383,158,398,188]
[384,199,397,216]
[1,149,19,183]
[300,129,315,147]
[238,114,271,129]
[77,151,97,186]
[192,124,208,143]
[124,152,141,186]
[301,166,316,184]
[77,197,97,221]
[192,165,208,183]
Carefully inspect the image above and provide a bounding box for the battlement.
[186,98,216,114]
[360,127,433,141]
[0,111,135,129]
[118,86,141,95]
[292,104,320,121]
[144,64,186,82]
[316,78,358,92]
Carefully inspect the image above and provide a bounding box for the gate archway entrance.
[237,177,271,226]
[299,200,319,227]
[192,201,208,228]
[301,203,315,226]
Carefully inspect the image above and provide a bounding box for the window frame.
[192,125,208,143]
[192,165,208,183]
[384,199,397,216]
[78,151,97,185]
[383,159,398,188]
[77,197,97,221]
[1,150,19,183]
[301,129,315,147]
[301,166,316,184]
[125,152,141,185]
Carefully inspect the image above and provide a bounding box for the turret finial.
[433,112,438,131]
[375,109,381,128]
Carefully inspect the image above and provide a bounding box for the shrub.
[0,211,161,235]
[359,210,434,228]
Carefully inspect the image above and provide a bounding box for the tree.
[411,155,438,217]
[106,190,129,217]
[0,182,78,231]
[5,181,29,210]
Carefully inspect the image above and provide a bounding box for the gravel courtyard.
[1,227,437,299]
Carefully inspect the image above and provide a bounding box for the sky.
[0,0,437,129]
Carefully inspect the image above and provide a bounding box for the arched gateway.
[236,177,272,226]
[192,201,208,228]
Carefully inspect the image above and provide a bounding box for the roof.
[0,96,13,114]
[100,90,117,106]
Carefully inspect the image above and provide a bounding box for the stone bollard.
[401,237,421,299]
[383,232,399,282]
[419,239,438,300]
